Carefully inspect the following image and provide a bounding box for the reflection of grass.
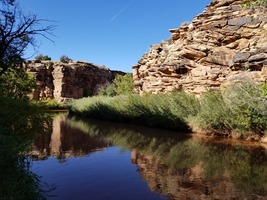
[66,116,267,194]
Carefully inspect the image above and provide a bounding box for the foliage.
[34,54,51,61]
[59,55,72,63]
[39,99,67,110]
[69,92,199,131]
[189,90,233,133]
[99,73,134,96]
[242,0,267,7]
[70,81,267,138]
[192,82,267,136]
[261,82,267,96]
[0,64,50,199]
[0,0,55,76]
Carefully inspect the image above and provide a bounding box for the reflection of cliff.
[133,151,266,200]
[31,115,110,160]
[56,116,267,199]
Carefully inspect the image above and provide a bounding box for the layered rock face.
[133,0,267,94]
[26,61,124,102]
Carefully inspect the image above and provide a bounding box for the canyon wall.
[133,0,267,95]
[26,60,124,102]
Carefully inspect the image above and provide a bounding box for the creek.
[30,114,267,200]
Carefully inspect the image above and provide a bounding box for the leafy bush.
[99,73,134,96]
[192,82,267,137]
[189,90,233,134]
[35,54,51,61]
[242,0,267,7]
[0,68,35,99]
[59,55,72,63]
[261,83,267,96]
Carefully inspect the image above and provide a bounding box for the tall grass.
[191,82,267,138]
[69,92,199,131]
[69,82,267,139]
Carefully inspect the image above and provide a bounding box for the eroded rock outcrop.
[26,60,124,102]
[133,0,267,94]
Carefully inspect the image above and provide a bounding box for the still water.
[31,114,267,200]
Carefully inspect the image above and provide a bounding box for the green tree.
[114,73,134,95]
[0,1,55,197]
[99,73,134,96]
[35,54,51,61]
[60,55,72,63]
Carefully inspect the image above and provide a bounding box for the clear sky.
[20,0,212,72]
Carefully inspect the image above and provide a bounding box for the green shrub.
[99,73,134,96]
[189,90,233,134]
[242,0,267,8]
[34,54,51,61]
[191,82,267,136]
[224,82,267,134]
[261,83,267,96]
[59,55,72,63]
[0,68,35,99]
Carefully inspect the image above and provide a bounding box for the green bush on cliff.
[60,55,72,63]
[242,0,267,7]
[35,54,51,61]
[261,83,267,96]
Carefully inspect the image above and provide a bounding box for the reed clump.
[69,82,267,138]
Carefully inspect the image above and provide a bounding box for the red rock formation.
[133,0,267,95]
[26,60,125,102]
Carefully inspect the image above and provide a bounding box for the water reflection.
[32,114,267,200]
[32,114,110,161]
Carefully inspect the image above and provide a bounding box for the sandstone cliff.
[133,0,267,94]
[26,60,124,102]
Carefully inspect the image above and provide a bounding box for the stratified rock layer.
[133,0,267,95]
[26,61,124,102]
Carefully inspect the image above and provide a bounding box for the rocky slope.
[26,60,124,102]
[133,0,267,95]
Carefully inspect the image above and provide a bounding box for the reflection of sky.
[30,115,267,199]
[32,147,165,200]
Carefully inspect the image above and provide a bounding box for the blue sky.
[20,0,211,72]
